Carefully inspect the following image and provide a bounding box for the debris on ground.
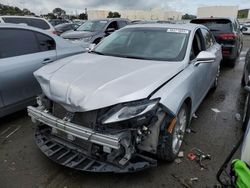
[171,174,192,188]
[178,151,184,158]
[190,177,198,182]
[186,128,197,134]
[175,158,182,164]
[187,148,212,170]
[211,108,221,113]
[192,113,198,119]
[0,126,21,143]
[235,113,241,121]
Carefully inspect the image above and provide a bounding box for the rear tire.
[157,103,189,161]
[211,64,220,91]
[243,94,249,132]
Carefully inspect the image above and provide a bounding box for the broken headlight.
[101,99,160,124]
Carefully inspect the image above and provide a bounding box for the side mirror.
[86,43,96,52]
[105,28,115,34]
[194,51,216,66]
[241,26,248,32]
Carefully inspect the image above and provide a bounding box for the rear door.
[200,28,221,86]
[0,28,56,108]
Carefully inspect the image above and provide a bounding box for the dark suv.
[61,18,130,45]
[191,17,244,67]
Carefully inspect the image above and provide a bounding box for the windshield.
[77,20,107,32]
[93,28,190,61]
[191,19,232,32]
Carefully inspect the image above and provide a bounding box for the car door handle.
[42,58,53,65]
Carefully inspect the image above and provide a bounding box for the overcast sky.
[1,0,250,15]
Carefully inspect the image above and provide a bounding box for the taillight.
[219,33,236,40]
[52,30,58,35]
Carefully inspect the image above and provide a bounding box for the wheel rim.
[172,108,187,154]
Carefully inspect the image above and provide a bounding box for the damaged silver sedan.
[28,24,222,172]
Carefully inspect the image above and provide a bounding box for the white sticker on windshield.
[167,28,189,34]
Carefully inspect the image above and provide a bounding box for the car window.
[118,21,127,29]
[94,28,190,61]
[0,29,39,59]
[77,20,107,32]
[30,18,50,30]
[201,29,214,49]
[2,17,50,30]
[35,32,56,51]
[106,21,119,30]
[2,17,29,25]
[191,19,233,32]
[190,29,204,60]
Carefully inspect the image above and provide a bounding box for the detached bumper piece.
[35,126,157,173]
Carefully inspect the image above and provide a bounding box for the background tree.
[107,11,121,18]
[52,8,66,17]
[182,13,197,20]
[79,12,88,20]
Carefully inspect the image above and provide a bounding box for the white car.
[0,15,55,34]
[242,24,250,35]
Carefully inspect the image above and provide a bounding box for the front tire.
[211,64,220,91]
[157,103,189,161]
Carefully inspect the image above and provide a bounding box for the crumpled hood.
[61,30,97,39]
[34,53,185,112]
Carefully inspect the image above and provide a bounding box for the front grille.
[52,102,98,129]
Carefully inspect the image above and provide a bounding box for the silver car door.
[190,29,212,108]
[201,28,221,86]
[0,28,56,108]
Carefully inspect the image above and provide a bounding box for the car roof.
[0,15,46,20]
[124,23,205,31]
[89,18,130,22]
[0,23,54,36]
[192,17,236,22]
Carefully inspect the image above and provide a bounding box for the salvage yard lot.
[1,35,250,188]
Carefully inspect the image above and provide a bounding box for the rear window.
[29,18,50,30]
[2,17,50,30]
[191,19,232,32]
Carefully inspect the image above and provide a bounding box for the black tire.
[242,94,250,132]
[241,73,246,87]
[157,103,189,161]
[228,59,236,68]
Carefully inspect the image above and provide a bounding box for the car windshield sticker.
[167,28,189,34]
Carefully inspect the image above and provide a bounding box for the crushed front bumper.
[28,106,157,173]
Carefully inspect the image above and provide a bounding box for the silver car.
[0,24,85,117]
[28,24,222,172]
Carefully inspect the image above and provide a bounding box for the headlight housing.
[101,99,160,124]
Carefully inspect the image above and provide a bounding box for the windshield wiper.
[90,51,105,55]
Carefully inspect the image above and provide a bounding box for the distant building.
[87,9,182,21]
[238,9,250,19]
[197,6,239,18]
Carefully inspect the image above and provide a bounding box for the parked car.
[54,23,80,35]
[61,18,130,46]
[241,49,250,88]
[242,23,250,35]
[49,18,70,26]
[191,17,244,67]
[0,15,55,34]
[0,24,85,118]
[28,23,222,173]
[72,19,86,25]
